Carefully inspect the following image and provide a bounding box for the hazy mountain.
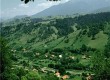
[92,6,110,13]
[32,0,110,17]
[0,15,29,23]
[13,15,28,19]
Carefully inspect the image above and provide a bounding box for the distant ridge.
[32,0,110,18]
[13,15,28,19]
[92,6,110,13]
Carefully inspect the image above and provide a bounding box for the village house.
[51,54,55,57]
[82,55,87,59]
[11,49,16,52]
[62,75,69,80]
[41,68,47,73]
[45,53,49,58]
[23,48,26,51]
[32,68,38,72]
[35,52,40,56]
[59,55,62,58]
[69,56,75,60]
[55,71,61,78]
[45,54,48,58]
[86,73,93,80]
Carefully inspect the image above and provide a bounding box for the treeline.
[74,12,110,39]
[50,18,74,36]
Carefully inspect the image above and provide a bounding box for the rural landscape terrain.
[1,0,110,80]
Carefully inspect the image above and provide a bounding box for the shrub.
[25,71,41,80]
[48,64,55,68]
[59,67,66,75]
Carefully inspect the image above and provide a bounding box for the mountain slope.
[32,0,110,17]
[1,12,110,51]
[92,6,110,13]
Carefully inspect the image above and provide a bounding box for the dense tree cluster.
[50,18,74,36]
[0,37,12,80]
[92,51,110,80]
[74,12,110,38]
[92,30,110,80]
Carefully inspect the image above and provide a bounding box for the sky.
[0,0,70,19]
[0,0,110,19]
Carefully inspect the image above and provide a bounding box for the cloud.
[61,0,70,3]
[19,4,29,8]
[37,1,60,8]
[1,11,4,14]
[37,0,70,8]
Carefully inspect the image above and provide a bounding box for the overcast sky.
[0,0,70,19]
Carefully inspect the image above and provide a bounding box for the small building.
[51,55,55,57]
[41,68,47,73]
[82,55,87,59]
[70,56,75,60]
[62,75,69,80]
[45,54,48,58]
[55,71,61,78]
[32,68,38,72]
[59,55,62,58]
[36,53,40,56]
[86,73,93,80]
[23,48,26,51]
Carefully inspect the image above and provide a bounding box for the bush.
[3,72,19,80]
[21,76,27,80]
[58,67,66,75]
[52,48,63,53]
[72,63,85,70]
[80,44,87,52]
[48,64,54,68]
[54,64,61,69]
[64,39,69,43]
[42,73,59,80]
[25,71,41,80]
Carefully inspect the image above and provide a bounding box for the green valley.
[1,12,110,80]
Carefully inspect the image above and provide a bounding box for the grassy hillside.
[1,12,110,51]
